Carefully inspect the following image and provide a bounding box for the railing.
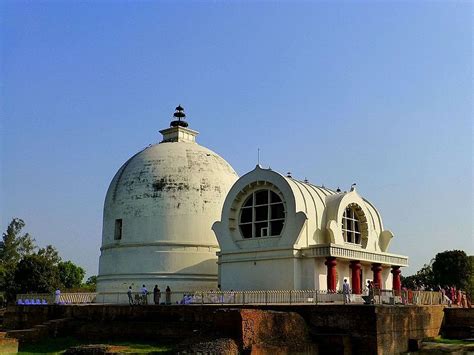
[94,290,344,305]
[16,292,97,305]
[304,245,409,267]
[15,290,446,306]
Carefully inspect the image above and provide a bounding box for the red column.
[371,263,383,290]
[325,257,337,292]
[391,266,401,295]
[350,260,362,294]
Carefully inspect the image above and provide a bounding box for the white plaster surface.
[97,127,238,295]
[214,165,408,291]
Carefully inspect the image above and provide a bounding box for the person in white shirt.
[343,279,351,304]
[141,284,148,305]
[54,289,61,304]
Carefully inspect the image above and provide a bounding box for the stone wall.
[375,305,444,354]
[3,304,446,354]
[442,308,474,339]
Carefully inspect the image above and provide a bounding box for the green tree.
[10,254,60,296]
[469,256,474,299]
[0,218,36,297]
[83,275,97,292]
[0,218,36,267]
[58,261,85,289]
[432,250,470,289]
[37,245,61,265]
[401,263,435,289]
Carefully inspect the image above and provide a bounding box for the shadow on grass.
[18,336,174,354]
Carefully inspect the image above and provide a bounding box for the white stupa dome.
[97,107,238,295]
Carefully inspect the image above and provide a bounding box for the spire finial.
[170,104,189,128]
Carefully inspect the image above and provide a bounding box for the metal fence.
[92,290,344,305]
[16,292,96,305]
[16,289,446,306]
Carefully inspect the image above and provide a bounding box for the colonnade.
[324,257,401,294]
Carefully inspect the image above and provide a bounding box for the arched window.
[239,189,285,239]
[342,206,361,244]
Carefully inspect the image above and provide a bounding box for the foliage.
[470,256,474,298]
[401,263,436,289]
[18,336,173,354]
[12,254,60,295]
[0,218,37,299]
[86,275,97,286]
[84,275,97,291]
[58,261,85,289]
[38,244,62,265]
[0,218,90,302]
[402,250,472,291]
[0,218,36,267]
[432,250,471,289]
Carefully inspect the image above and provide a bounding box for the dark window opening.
[255,190,268,205]
[114,219,123,240]
[240,207,252,223]
[239,224,252,239]
[238,189,285,239]
[255,206,268,221]
[342,206,361,245]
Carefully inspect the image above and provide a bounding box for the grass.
[18,336,173,354]
[430,336,473,345]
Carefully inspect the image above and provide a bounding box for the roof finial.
[170,105,189,128]
[350,183,357,191]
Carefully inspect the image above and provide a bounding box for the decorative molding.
[302,244,408,266]
[101,241,220,251]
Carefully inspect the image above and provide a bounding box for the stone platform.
[3,304,446,354]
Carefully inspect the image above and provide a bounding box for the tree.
[432,250,471,289]
[0,218,36,267]
[10,254,60,297]
[401,263,435,289]
[37,245,61,265]
[84,275,97,292]
[58,261,85,289]
[0,218,36,296]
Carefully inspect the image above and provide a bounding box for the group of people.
[440,285,471,308]
[342,279,378,304]
[127,284,171,305]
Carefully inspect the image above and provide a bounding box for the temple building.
[97,105,408,296]
[213,165,408,293]
[97,107,238,296]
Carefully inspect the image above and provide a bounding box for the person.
[153,285,161,305]
[165,286,171,305]
[368,281,374,304]
[127,286,133,306]
[141,284,148,305]
[54,288,61,304]
[343,279,351,304]
[456,289,462,307]
[401,286,408,305]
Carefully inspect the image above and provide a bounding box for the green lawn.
[18,337,173,354]
[431,337,473,345]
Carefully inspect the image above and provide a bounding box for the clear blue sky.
[1,1,472,278]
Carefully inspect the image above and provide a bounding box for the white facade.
[97,121,238,295]
[213,165,408,292]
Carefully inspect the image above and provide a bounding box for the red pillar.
[325,257,337,292]
[371,263,383,290]
[391,266,401,295]
[350,260,362,294]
